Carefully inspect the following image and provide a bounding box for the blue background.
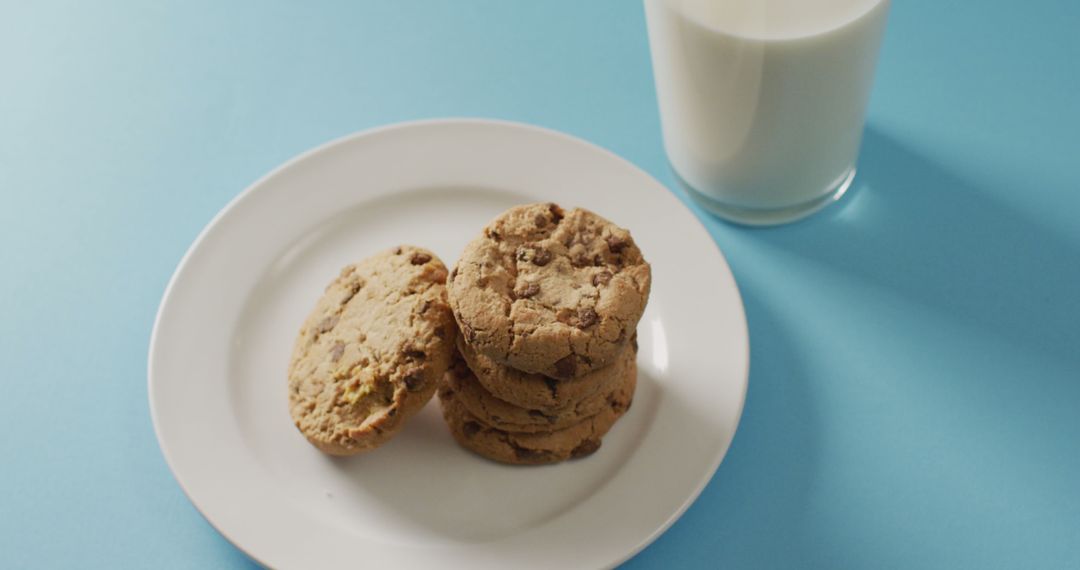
[2,0,1078,568]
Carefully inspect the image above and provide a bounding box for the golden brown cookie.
[437,367,635,465]
[447,203,651,379]
[288,246,456,456]
[445,352,637,433]
[455,333,637,414]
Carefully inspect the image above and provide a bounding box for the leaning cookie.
[288,246,456,456]
[447,203,650,379]
[456,333,636,412]
[438,369,635,465]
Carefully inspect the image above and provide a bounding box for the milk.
[645,0,890,224]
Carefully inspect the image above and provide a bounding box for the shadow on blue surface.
[761,127,1080,367]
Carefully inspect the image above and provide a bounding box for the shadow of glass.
[752,127,1080,367]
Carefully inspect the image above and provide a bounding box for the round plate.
[149,119,748,569]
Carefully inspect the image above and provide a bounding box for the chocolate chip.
[329,342,345,362]
[515,282,540,299]
[548,203,564,223]
[606,235,630,253]
[571,252,591,267]
[485,228,502,242]
[554,355,577,378]
[529,410,557,424]
[403,371,424,391]
[315,314,339,335]
[577,308,598,329]
[543,377,559,398]
[571,439,601,458]
[532,248,552,266]
[410,252,432,265]
[534,213,548,228]
[592,271,613,286]
[513,445,547,461]
[394,246,403,255]
[463,421,481,437]
[338,281,363,309]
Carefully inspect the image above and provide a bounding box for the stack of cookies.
[441,203,651,464]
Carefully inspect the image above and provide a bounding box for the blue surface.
[2,0,1078,567]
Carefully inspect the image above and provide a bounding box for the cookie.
[438,372,635,465]
[447,203,651,379]
[456,333,637,413]
[288,246,456,456]
[446,349,636,433]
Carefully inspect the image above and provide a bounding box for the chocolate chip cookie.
[444,350,637,433]
[455,333,637,413]
[288,246,456,456]
[447,203,651,379]
[438,370,635,465]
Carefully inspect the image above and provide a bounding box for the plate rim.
[148,117,750,568]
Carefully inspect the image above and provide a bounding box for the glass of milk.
[645,0,890,225]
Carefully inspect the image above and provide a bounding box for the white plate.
[149,119,748,569]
